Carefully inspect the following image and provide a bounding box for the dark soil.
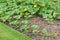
[5,16,60,40]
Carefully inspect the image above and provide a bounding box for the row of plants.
[20,20,57,37]
[0,0,59,37]
[0,0,60,23]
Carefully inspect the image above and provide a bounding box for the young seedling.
[20,25,29,31]
[31,25,39,29]
[51,31,57,37]
[32,29,40,35]
[41,29,49,37]
[31,25,39,35]
[9,20,19,25]
[21,20,29,25]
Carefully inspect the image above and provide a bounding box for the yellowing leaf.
[23,8,28,11]
[34,4,38,8]
[41,4,46,7]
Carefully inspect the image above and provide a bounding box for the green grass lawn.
[0,22,32,40]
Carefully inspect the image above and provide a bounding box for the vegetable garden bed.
[4,15,60,40]
[0,0,60,40]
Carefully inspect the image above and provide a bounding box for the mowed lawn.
[0,22,32,40]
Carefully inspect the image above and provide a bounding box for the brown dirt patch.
[5,16,60,40]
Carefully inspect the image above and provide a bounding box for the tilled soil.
[5,16,60,40]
